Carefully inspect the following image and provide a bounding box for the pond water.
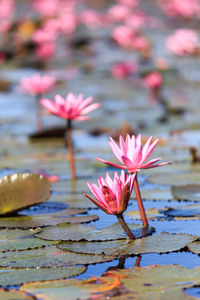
[1,0,200,299]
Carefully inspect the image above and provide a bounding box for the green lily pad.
[0,173,50,215]
[0,229,57,251]
[0,245,113,268]
[58,233,198,255]
[20,265,200,300]
[148,172,200,186]
[187,240,200,254]
[50,193,96,209]
[126,208,165,220]
[0,214,98,228]
[0,289,35,299]
[163,204,200,217]
[0,266,86,286]
[171,184,200,201]
[140,188,173,201]
[35,222,153,241]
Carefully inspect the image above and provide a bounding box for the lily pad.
[0,173,50,215]
[20,265,200,300]
[0,228,57,251]
[0,214,98,228]
[171,184,200,201]
[0,245,113,268]
[0,266,86,286]
[140,188,173,201]
[35,222,153,241]
[187,240,200,254]
[50,193,97,209]
[126,208,165,220]
[58,233,198,255]
[148,172,200,186]
[0,289,35,299]
[163,204,200,217]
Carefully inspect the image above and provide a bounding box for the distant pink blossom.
[36,43,56,60]
[33,28,57,45]
[159,0,200,18]
[41,93,100,121]
[85,171,135,215]
[108,5,130,22]
[125,12,146,30]
[97,134,170,173]
[20,74,56,96]
[144,72,163,90]
[0,0,14,18]
[132,35,150,51]
[58,13,77,34]
[166,29,199,55]
[112,26,135,48]
[79,10,103,27]
[111,62,138,79]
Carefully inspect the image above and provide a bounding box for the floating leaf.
[0,266,86,286]
[0,245,113,268]
[163,204,200,218]
[126,208,164,220]
[140,188,173,201]
[35,223,153,241]
[171,184,200,201]
[0,173,50,215]
[20,265,200,300]
[187,240,200,254]
[50,193,96,209]
[0,214,98,229]
[58,233,198,255]
[0,289,35,299]
[148,172,200,186]
[0,229,57,251]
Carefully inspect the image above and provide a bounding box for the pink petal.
[109,137,123,163]
[96,158,126,169]
[81,103,100,115]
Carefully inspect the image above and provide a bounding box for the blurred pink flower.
[125,12,146,30]
[33,27,57,45]
[132,35,150,51]
[166,29,199,55]
[79,10,103,27]
[20,74,56,96]
[58,13,77,34]
[159,0,200,18]
[144,72,163,90]
[36,43,56,60]
[108,5,130,22]
[97,134,169,173]
[111,62,138,79]
[0,0,14,18]
[112,26,135,48]
[41,93,100,121]
[85,171,135,215]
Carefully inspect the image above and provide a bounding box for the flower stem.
[117,214,136,240]
[36,94,43,131]
[66,119,76,180]
[134,174,148,227]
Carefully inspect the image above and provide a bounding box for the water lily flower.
[97,134,169,173]
[97,134,170,226]
[20,74,56,96]
[166,29,199,56]
[41,93,100,179]
[19,74,56,131]
[41,93,100,121]
[85,171,136,239]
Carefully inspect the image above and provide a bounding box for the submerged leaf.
[0,173,50,215]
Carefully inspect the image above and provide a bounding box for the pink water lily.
[19,74,56,96]
[41,93,100,121]
[85,171,135,215]
[97,134,169,173]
